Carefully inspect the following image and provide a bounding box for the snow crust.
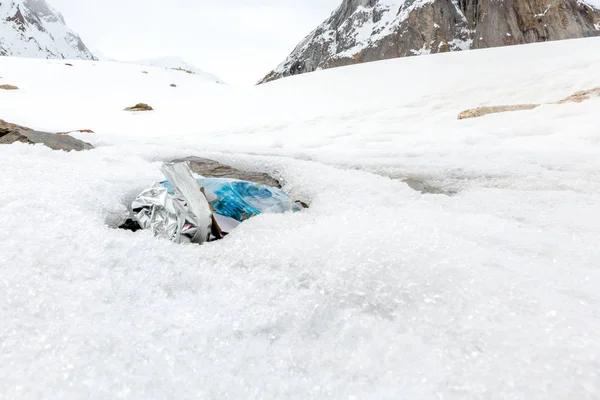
[1,38,600,398]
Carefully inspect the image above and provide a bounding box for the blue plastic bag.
[160,178,301,222]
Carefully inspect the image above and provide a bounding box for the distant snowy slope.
[0,0,95,60]
[132,56,224,84]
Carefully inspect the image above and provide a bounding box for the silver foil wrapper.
[132,162,213,244]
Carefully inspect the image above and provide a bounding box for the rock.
[174,67,194,74]
[0,119,29,134]
[141,71,149,74]
[124,103,153,112]
[64,63,73,67]
[0,84,19,90]
[170,83,177,87]
[556,87,600,104]
[0,119,93,151]
[172,156,282,188]
[260,0,600,83]
[56,129,95,135]
[458,104,539,119]
[458,86,600,119]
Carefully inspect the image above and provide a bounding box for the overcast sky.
[48,0,340,85]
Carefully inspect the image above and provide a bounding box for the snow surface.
[130,56,224,84]
[584,0,600,7]
[1,37,600,398]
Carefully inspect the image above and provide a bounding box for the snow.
[130,56,224,84]
[1,37,600,398]
[582,0,600,8]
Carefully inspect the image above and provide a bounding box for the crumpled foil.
[132,162,213,244]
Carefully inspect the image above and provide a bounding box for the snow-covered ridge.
[131,56,224,84]
[0,0,95,60]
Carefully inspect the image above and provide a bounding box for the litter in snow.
[127,161,303,244]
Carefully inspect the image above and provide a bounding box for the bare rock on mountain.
[260,0,600,83]
[0,0,96,60]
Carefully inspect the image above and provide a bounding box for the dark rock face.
[0,119,93,151]
[259,0,600,83]
[172,157,282,188]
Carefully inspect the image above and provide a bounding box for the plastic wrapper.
[132,162,213,244]
[160,178,302,222]
[132,162,302,244]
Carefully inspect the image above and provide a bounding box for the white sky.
[48,0,341,85]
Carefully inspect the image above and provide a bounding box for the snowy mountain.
[260,0,600,83]
[132,56,224,84]
[0,0,95,60]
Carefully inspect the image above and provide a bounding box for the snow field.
[1,37,600,398]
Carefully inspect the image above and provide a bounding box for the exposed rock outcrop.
[0,119,93,151]
[260,0,600,83]
[0,0,96,60]
[458,86,600,119]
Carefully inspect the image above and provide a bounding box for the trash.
[160,178,302,222]
[130,161,303,244]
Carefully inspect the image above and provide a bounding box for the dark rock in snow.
[0,84,19,90]
[124,103,154,112]
[172,156,282,188]
[0,119,93,151]
[0,119,29,134]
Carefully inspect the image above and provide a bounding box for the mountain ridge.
[260,0,600,83]
[0,0,96,60]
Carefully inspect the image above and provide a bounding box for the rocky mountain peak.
[0,0,96,60]
[259,0,600,83]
